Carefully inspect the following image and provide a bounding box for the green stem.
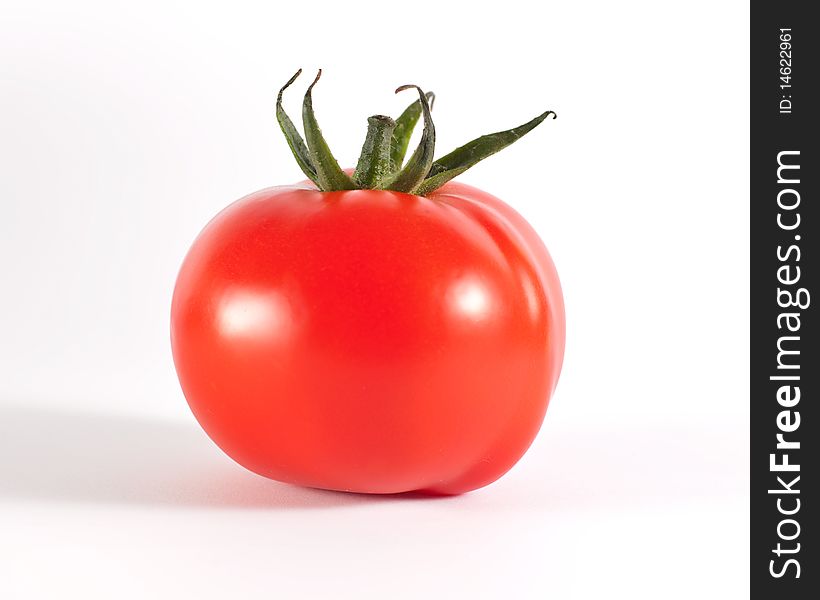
[302,70,356,191]
[353,115,397,189]
[385,85,435,194]
[416,110,557,195]
[390,91,435,170]
[276,69,318,185]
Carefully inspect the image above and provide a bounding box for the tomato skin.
[171,180,564,494]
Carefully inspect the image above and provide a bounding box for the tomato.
[171,179,564,494]
[171,70,563,494]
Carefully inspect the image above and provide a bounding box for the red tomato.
[171,179,564,494]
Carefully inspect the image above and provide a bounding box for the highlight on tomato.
[171,69,564,494]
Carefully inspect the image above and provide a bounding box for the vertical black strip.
[751,2,817,597]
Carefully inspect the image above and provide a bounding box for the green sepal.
[276,69,319,185]
[415,110,556,196]
[302,70,356,191]
[390,91,435,170]
[385,85,435,194]
[353,115,397,189]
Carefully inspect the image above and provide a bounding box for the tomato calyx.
[276,69,557,196]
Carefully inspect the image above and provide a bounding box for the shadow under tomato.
[0,402,748,512]
[0,402,456,510]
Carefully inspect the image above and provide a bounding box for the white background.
[0,1,749,597]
